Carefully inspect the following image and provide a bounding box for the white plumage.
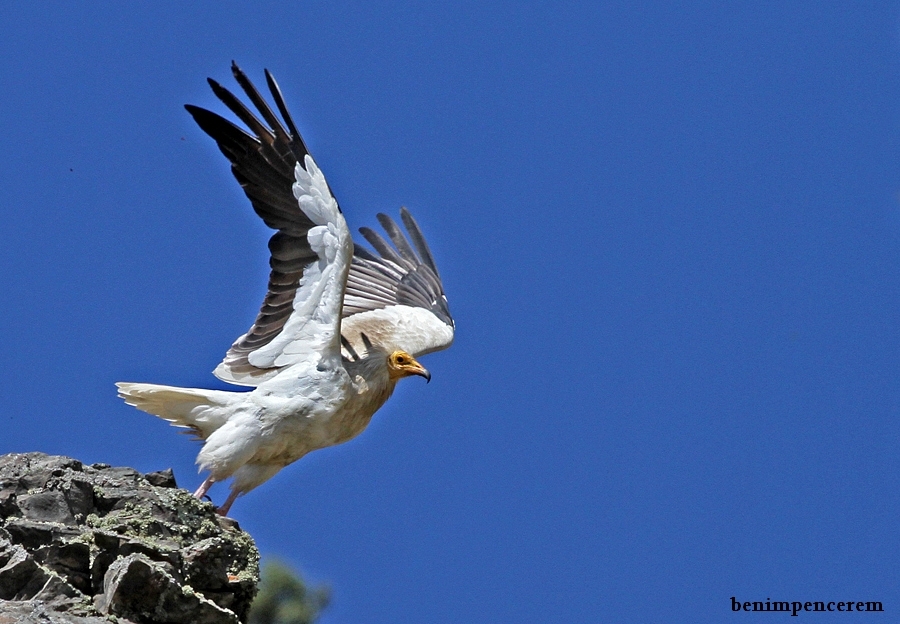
[117,64,454,515]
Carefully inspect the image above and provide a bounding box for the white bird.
[117,63,454,515]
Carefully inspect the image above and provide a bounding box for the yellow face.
[387,350,431,382]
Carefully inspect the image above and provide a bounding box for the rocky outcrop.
[0,453,258,623]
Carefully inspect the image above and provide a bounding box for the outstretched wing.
[186,63,350,385]
[341,208,455,360]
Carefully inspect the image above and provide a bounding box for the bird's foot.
[215,490,240,517]
[193,475,215,499]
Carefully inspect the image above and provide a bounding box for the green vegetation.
[249,559,330,624]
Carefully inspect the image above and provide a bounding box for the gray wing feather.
[345,210,454,331]
[400,210,441,278]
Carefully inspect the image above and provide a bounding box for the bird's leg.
[216,490,240,517]
[193,475,215,499]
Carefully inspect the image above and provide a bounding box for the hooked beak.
[414,365,431,383]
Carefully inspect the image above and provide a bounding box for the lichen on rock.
[0,452,259,623]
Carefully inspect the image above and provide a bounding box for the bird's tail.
[116,382,240,440]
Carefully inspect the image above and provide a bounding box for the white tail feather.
[115,382,239,440]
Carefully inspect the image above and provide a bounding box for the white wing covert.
[246,155,351,371]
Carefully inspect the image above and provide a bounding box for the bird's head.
[387,350,430,383]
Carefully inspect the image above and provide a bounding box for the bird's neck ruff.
[345,349,394,386]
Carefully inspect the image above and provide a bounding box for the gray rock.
[0,541,49,600]
[0,452,259,623]
[0,601,113,624]
[145,468,177,488]
[96,553,239,624]
[34,541,92,594]
[18,489,76,525]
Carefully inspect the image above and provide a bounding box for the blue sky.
[2,2,899,622]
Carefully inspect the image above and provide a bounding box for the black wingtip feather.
[359,226,406,267]
[229,63,292,147]
[184,105,256,157]
[399,208,440,277]
[265,69,304,145]
[376,213,418,264]
[207,77,275,142]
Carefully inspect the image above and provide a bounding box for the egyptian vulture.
[117,63,454,515]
